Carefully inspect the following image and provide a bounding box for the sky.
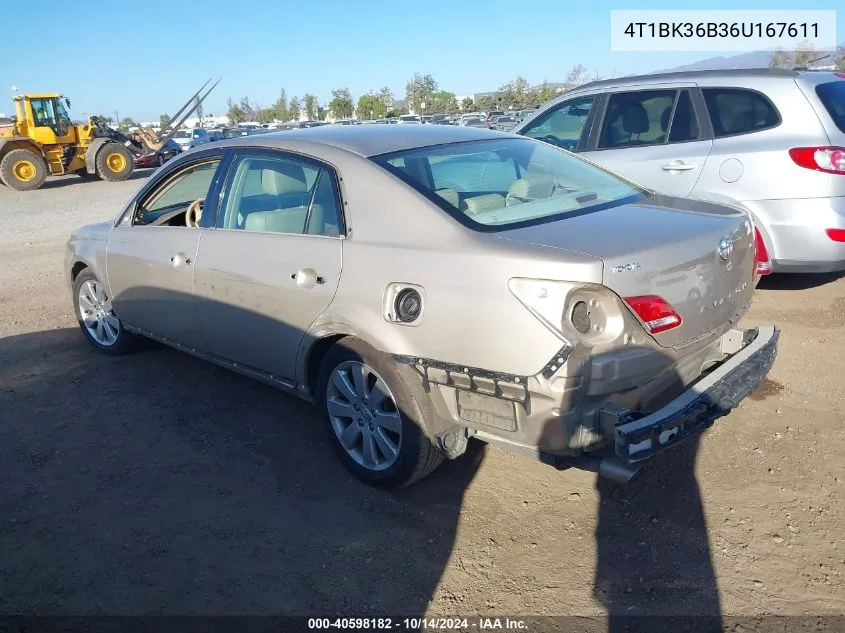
[1,0,842,121]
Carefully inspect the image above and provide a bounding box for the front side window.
[519,97,594,151]
[30,98,57,127]
[218,153,343,237]
[372,138,642,231]
[816,81,845,133]
[134,159,221,226]
[702,88,780,137]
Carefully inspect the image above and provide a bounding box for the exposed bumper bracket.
[610,326,780,462]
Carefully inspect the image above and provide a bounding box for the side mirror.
[65,98,71,109]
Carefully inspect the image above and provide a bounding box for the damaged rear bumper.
[610,326,780,462]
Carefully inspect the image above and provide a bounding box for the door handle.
[291,268,325,288]
[661,162,696,172]
[170,252,192,266]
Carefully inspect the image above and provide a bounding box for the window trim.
[211,147,347,238]
[370,138,647,234]
[700,86,782,139]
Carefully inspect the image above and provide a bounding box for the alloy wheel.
[77,279,120,347]
[326,361,403,471]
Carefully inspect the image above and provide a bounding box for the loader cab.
[15,94,76,144]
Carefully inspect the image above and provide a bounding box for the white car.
[171,127,212,151]
[397,115,422,124]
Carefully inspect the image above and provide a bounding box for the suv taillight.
[623,295,682,334]
[789,146,845,174]
[753,227,772,275]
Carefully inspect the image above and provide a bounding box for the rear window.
[816,81,845,133]
[371,138,643,231]
[702,88,780,138]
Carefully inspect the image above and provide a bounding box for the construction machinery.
[0,78,220,191]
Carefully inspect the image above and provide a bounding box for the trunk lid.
[493,194,755,348]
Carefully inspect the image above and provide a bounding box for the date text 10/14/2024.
[308,617,528,630]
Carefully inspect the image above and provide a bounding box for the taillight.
[753,227,773,275]
[788,146,845,174]
[623,295,682,334]
[826,229,845,242]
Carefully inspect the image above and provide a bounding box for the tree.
[289,96,302,122]
[226,97,245,124]
[120,116,137,130]
[274,89,288,121]
[257,107,276,124]
[239,96,257,121]
[770,41,821,68]
[461,97,474,111]
[534,82,557,106]
[566,64,589,88]
[428,90,458,114]
[498,76,531,109]
[329,88,354,119]
[303,94,318,121]
[159,114,171,131]
[378,86,394,109]
[405,73,438,114]
[356,93,386,120]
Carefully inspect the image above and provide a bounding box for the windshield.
[816,81,845,133]
[174,130,191,139]
[371,138,643,231]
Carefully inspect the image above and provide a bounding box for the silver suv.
[514,69,845,274]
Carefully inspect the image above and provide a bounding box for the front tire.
[318,338,444,488]
[72,269,139,355]
[95,143,134,182]
[0,148,48,191]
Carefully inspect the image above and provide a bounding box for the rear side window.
[816,81,845,133]
[702,88,780,137]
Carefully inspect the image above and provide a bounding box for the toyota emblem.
[717,237,733,261]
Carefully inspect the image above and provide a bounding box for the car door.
[580,86,713,197]
[192,149,344,382]
[106,152,225,349]
[517,95,599,152]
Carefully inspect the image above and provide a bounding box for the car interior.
[221,158,340,237]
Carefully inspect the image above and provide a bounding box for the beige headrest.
[461,193,505,216]
[260,162,307,196]
[435,188,460,208]
[506,177,555,206]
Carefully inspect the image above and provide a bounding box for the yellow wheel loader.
[0,79,220,192]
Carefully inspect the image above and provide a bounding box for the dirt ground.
[1,173,843,620]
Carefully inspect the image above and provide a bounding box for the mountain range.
[656,50,775,73]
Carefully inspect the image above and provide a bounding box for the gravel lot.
[1,173,843,620]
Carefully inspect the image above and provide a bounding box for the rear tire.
[0,148,48,191]
[95,143,134,182]
[317,338,444,488]
[72,269,140,355]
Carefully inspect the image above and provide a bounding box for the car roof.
[212,124,513,157]
[570,67,819,92]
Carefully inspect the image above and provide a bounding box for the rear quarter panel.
[695,76,834,202]
[302,157,604,378]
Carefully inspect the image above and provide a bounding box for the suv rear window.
[702,88,780,137]
[816,81,845,133]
